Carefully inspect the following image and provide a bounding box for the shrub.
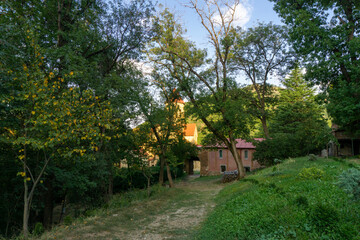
[63,215,73,226]
[337,168,360,200]
[309,203,339,232]
[32,222,44,236]
[253,135,297,166]
[298,167,324,180]
[308,154,317,161]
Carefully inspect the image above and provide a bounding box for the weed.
[337,168,360,200]
[63,215,73,226]
[32,222,44,236]
[308,154,317,161]
[298,167,324,180]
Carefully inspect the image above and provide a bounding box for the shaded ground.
[40,175,223,240]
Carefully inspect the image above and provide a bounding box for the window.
[244,166,251,172]
[219,149,223,159]
[220,165,226,173]
[244,150,248,159]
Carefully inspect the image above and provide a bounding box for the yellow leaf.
[31,111,35,115]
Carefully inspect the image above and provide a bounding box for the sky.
[156,0,284,85]
[157,0,282,46]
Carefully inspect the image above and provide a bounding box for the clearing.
[39,175,224,240]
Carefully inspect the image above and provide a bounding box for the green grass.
[196,157,360,240]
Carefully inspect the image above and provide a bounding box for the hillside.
[32,157,360,240]
[197,157,360,239]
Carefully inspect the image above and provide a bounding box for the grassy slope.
[196,157,360,240]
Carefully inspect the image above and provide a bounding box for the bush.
[298,167,324,180]
[253,135,298,166]
[32,222,44,236]
[63,215,73,226]
[308,154,317,161]
[337,168,360,200]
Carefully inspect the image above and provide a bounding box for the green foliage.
[294,195,308,208]
[150,7,253,177]
[298,167,324,180]
[196,157,360,239]
[63,216,73,226]
[32,222,44,236]
[254,67,332,165]
[232,22,293,138]
[309,203,339,232]
[271,0,360,136]
[0,0,155,237]
[337,168,360,200]
[308,154,317,161]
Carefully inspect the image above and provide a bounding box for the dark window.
[219,150,223,159]
[244,167,251,172]
[244,150,248,159]
[220,165,226,172]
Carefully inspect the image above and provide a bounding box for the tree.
[270,0,360,136]
[149,3,253,179]
[134,82,186,187]
[232,23,293,138]
[254,67,332,165]
[0,0,150,235]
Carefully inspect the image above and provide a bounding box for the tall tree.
[270,0,360,136]
[254,67,332,165]
[149,3,253,179]
[0,0,154,236]
[232,23,293,138]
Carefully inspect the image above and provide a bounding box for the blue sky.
[156,0,284,85]
[157,0,282,47]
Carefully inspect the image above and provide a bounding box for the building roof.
[174,98,185,104]
[184,123,197,136]
[203,138,264,149]
[235,138,263,149]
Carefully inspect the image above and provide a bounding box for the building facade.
[198,139,263,176]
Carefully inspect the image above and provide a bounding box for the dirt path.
[43,176,223,240]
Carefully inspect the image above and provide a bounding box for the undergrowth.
[196,157,360,240]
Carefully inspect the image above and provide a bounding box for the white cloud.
[213,0,253,28]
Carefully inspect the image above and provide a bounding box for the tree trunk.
[166,162,174,187]
[107,156,113,198]
[23,145,30,239]
[159,155,165,185]
[229,139,246,179]
[147,176,151,197]
[23,185,29,239]
[261,117,270,139]
[43,176,54,229]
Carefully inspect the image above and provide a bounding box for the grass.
[35,175,223,240]
[195,157,360,240]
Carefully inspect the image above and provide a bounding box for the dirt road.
[41,175,223,240]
